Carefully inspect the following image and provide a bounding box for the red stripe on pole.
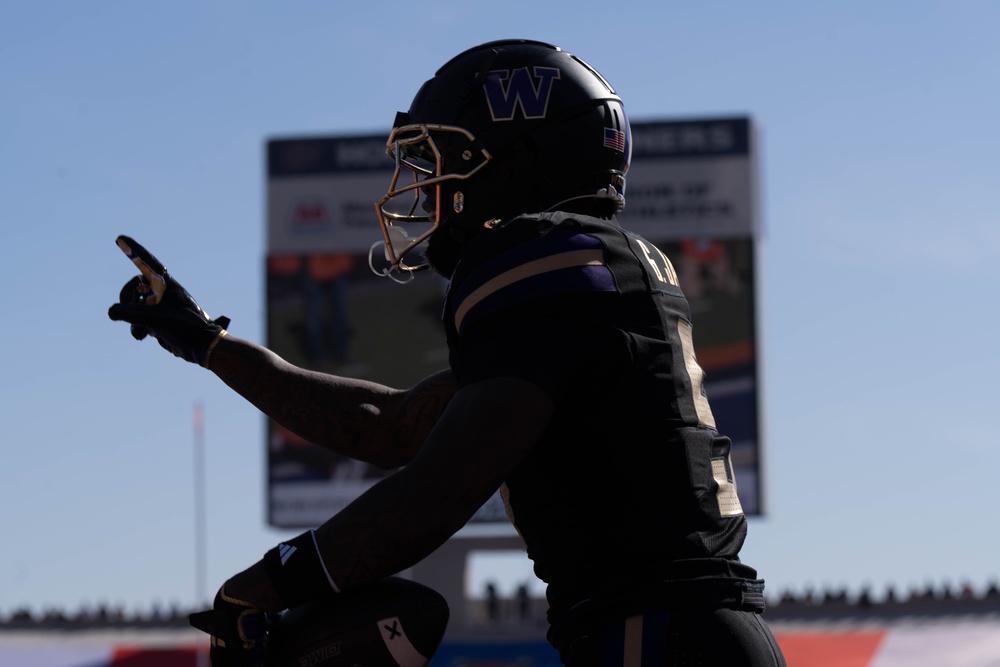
[193,402,205,436]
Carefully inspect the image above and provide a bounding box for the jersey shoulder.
[446,214,624,335]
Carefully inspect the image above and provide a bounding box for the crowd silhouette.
[2,578,998,630]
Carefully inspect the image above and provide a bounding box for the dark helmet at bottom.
[374,39,632,275]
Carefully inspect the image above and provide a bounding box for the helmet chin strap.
[545,184,625,214]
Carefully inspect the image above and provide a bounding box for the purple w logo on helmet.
[483,66,561,121]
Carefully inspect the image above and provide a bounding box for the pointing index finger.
[116,235,167,305]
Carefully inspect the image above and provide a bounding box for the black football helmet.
[373,39,632,276]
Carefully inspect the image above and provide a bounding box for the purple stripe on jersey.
[452,231,603,306]
[457,262,615,335]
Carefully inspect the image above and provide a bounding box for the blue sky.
[2,1,999,616]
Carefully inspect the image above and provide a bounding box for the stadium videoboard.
[265,117,764,528]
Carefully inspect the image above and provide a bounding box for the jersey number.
[635,238,679,286]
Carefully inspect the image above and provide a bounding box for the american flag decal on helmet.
[603,127,626,152]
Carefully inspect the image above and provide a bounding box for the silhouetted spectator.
[940,581,955,600]
[485,582,499,621]
[778,589,800,605]
[857,587,872,610]
[11,608,33,623]
[516,584,531,620]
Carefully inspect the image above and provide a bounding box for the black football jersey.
[442,212,763,650]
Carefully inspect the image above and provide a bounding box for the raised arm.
[107,235,456,468]
[207,335,456,468]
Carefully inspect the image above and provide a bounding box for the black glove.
[189,586,271,667]
[108,235,231,367]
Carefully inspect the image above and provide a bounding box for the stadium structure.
[3,571,1000,666]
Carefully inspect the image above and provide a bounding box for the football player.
[109,39,786,666]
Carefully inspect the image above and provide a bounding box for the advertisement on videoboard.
[265,117,763,529]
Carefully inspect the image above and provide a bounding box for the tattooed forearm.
[208,335,455,467]
[390,370,458,456]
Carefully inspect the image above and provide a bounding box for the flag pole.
[194,401,209,666]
